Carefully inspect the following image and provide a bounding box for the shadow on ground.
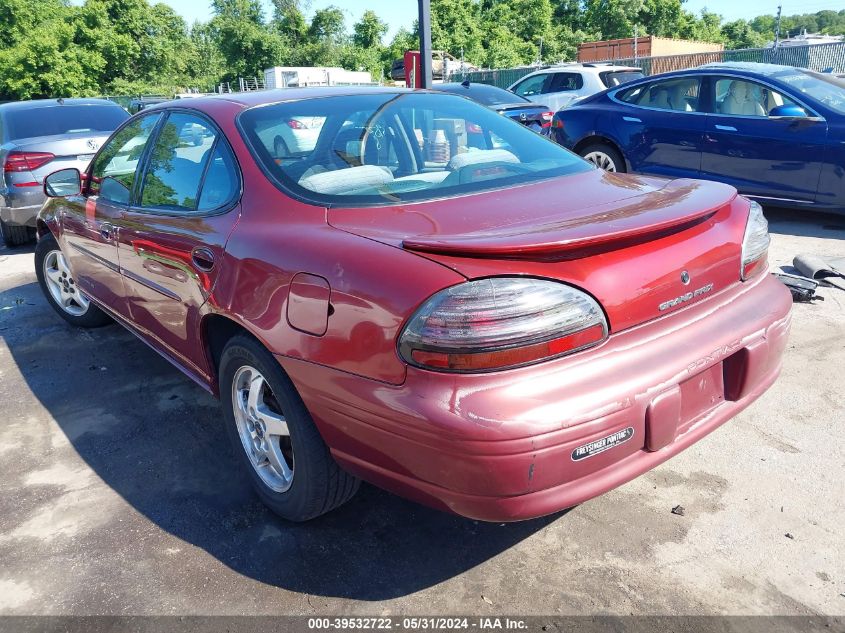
[0,279,559,601]
[765,207,844,240]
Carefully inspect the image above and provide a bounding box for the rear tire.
[219,335,360,521]
[35,233,112,328]
[579,143,626,173]
[1,219,31,248]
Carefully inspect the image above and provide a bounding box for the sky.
[134,0,845,39]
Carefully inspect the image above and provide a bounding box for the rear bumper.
[279,273,792,522]
[0,191,43,227]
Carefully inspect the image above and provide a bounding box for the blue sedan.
[551,62,845,214]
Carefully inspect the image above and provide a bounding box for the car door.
[700,75,828,202]
[510,73,551,107]
[115,110,241,376]
[612,76,705,179]
[60,113,163,318]
[541,72,586,111]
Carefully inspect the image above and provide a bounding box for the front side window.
[89,113,162,204]
[140,113,223,212]
[715,77,800,117]
[239,92,590,206]
[774,70,844,114]
[512,74,548,97]
[547,73,584,93]
[618,78,701,113]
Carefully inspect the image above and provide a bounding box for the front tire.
[219,335,360,521]
[579,143,626,173]
[35,233,112,328]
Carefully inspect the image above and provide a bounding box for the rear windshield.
[600,71,645,87]
[436,84,529,106]
[238,92,589,206]
[5,104,129,141]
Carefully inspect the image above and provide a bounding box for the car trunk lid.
[327,169,747,332]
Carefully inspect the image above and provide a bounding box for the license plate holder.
[679,362,725,427]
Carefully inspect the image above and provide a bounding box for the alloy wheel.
[583,150,618,172]
[232,365,294,492]
[42,250,90,317]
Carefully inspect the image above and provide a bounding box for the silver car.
[0,98,128,247]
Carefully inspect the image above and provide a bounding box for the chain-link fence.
[453,41,845,89]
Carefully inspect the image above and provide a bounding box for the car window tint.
[5,104,129,140]
[252,116,327,161]
[513,75,547,97]
[547,73,583,93]
[600,70,644,87]
[618,78,701,112]
[239,92,591,205]
[714,78,798,117]
[197,142,239,211]
[89,113,162,205]
[140,113,216,211]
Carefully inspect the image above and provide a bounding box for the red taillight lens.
[540,111,554,128]
[4,151,55,172]
[287,119,306,129]
[398,278,608,373]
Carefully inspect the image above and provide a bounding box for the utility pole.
[775,4,782,47]
[634,25,638,62]
[538,37,544,65]
[418,0,433,89]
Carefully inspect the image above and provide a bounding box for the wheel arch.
[573,134,630,172]
[201,313,264,395]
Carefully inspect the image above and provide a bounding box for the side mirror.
[769,104,808,119]
[43,168,82,198]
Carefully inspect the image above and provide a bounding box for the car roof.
[697,61,806,76]
[0,98,123,112]
[150,86,413,112]
[527,64,643,76]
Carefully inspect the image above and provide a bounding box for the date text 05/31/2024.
[307,617,529,630]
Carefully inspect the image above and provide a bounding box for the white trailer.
[264,67,374,89]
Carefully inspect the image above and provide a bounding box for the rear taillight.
[4,151,55,172]
[540,111,554,128]
[287,119,306,129]
[740,200,770,280]
[551,117,564,129]
[398,278,608,372]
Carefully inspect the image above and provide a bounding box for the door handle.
[191,247,216,272]
[714,125,737,132]
[622,116,642,123]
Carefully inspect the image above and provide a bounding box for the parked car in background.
[550,62,845,214]
[0,98,129,247]
[429,81,554,134]
[508,63,644,112]
[128,96,170,114]
[390,51,478,82]
[36,88,790,523]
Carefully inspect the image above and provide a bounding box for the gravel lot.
[0,209,843,618]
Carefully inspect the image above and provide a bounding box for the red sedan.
[35,88,791,522]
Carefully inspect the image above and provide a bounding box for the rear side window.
[617,78,701,112]
[601,70,645,87]
[547,73,584,92]
[139,113,235,212]
[5,105,128,140]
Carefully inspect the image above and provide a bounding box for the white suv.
[508,64,644,112]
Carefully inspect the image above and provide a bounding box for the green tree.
[210,0,285,80]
